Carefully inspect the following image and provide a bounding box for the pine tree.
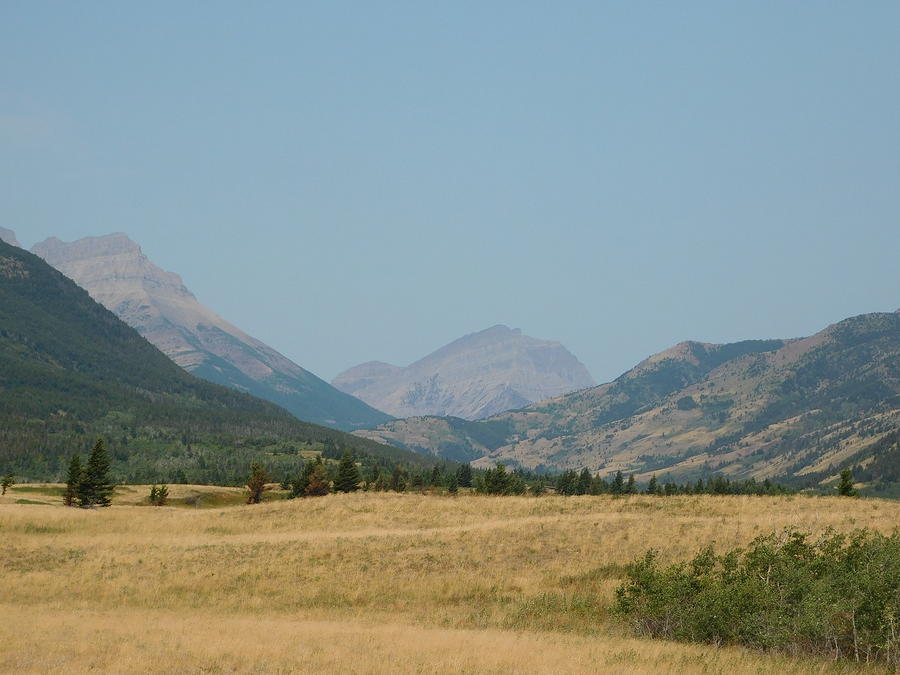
[0,473,13,495]
[837,468,858,497]
[429,465,443,487]
[304,460,330,496]
[456,463,473,488]
[625,474,637,494]
[576,468,592,495]
[246,463,269,504]
[64,455,82,507]
[446,472,459,494]
[80,438,113,507]
[149,484,169,506]
[611,470,625,495]
[334,451,361,493]
[646,475,659,495]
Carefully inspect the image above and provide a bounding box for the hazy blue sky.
[3,2,899,383]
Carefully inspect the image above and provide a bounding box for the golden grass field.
[2,486,899,674]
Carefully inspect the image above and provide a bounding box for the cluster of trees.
[63,439,114,508]
[552,468,794,497]
[615,528,900,665]
[276,453,475,501]
[281,448,474,498]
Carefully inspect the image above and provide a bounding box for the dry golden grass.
[2,489,897,673]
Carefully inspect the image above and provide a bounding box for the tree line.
[7,437,866,506]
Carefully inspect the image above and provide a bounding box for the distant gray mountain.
[32,233,392,431]
[0,228,20,247]
[333,325,595,420]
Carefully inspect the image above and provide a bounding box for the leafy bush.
[614,529,900,665]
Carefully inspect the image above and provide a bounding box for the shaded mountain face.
[356,313,900,496]
[31,234,391,431]
[0,238,436,481]
[333,325,596,420]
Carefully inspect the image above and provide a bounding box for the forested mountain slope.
[0,240,433,483]
[31,233,391,431]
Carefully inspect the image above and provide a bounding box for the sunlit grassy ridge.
[2,490,898,673]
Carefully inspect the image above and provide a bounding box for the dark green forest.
[0,240,437,483]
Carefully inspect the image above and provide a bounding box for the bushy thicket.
[614,529,900,665]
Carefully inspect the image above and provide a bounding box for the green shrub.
[614,528,900,665]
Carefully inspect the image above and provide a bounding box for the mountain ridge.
[355,312,900,495]
[31,232,391,431]
[0,237,434,482]
[333,324,595,420]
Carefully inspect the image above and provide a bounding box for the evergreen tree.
[576,468,592,495]
[334,451,361,493]
[625,474,637,494]
[446,472,459,494]
[64,454,82,507]
[611,470,625,495]
[429,465,443,487]
[456,463,473,488]
[556,470,578,495]
[0,473,13,495]
[304,460,330,496]
[79,438,113,507]
[392,464,407,492]
[246,462,269,504]
[646,475,659,495]
[590,475,609,495]
[837,467,858,497]
[369,463,382,489]
[149,484,169,506]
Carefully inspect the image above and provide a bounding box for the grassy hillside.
[358,314,900,495]
[2,490,897,673]
[0,240,436,482]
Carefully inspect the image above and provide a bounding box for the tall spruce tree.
[79,438,113,507]
[611,470,625,495]
[64,454,82,507]
[334,451,361,493]
[625,474,637,494]
[646,475,659,495]
[456,463,473,488]
[837,468,858,497]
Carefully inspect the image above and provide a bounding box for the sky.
[2,1,899,384]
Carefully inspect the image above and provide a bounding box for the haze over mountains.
[0,228,20,247]
[0,237,429,482]
[28,232,391,431]
[357,313,900,496]
[333,325,595,420]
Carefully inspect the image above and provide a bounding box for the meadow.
[2,486,898,674]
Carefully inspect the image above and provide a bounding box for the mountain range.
[0,237,432,482]
[29,232,391,431]
[356,313,900,495]
[333,325,595,420]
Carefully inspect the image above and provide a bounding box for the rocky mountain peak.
[0,227,20,247]
[333,326,595,420]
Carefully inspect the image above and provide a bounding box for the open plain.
[2,487,898,674]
